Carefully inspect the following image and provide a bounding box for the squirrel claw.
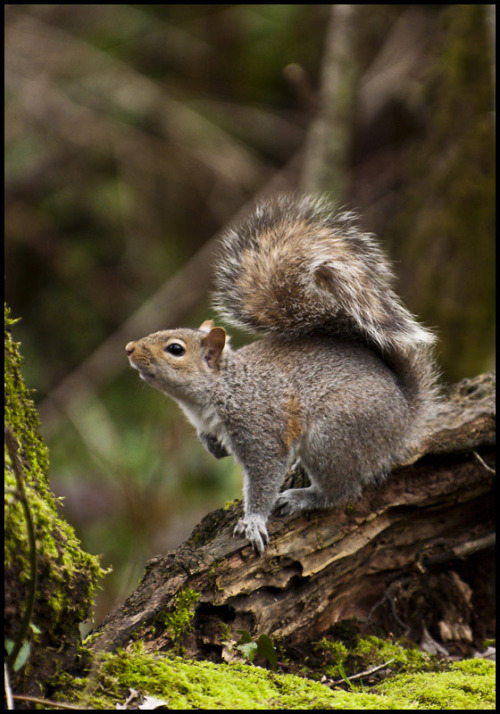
[233,515,269,554]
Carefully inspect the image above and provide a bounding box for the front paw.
[233,515,269,554]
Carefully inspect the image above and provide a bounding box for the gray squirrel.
[126,194,440,553]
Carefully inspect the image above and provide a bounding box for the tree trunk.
[4,306,106,698]
[91,372,495,659]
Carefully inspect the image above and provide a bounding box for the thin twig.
[472,450,495,474]
[332,657,395,685]
[365,585,410,634]
[423,532,496,567]
[12,694,84,710]
[4,663,13,710]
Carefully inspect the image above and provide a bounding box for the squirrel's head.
[125,320,228,400]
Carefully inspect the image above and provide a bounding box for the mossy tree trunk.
[90,372,495,662]
[4,305,106,699]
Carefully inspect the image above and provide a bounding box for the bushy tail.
[214,194,440,420]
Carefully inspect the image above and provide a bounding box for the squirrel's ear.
[201,327,226,370]
[199,319,216,333]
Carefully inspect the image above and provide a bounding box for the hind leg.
[273,417,367,516]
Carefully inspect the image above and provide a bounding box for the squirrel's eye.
[165,343,185,357]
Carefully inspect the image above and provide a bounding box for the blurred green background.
[5,5,494,625]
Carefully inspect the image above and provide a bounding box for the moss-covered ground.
[56,638,495,710]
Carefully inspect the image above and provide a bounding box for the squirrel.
[126,194,440,554]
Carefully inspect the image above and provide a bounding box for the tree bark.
[91,372,495,659]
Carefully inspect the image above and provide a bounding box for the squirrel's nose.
[125,342,136,355]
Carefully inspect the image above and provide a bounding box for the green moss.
[314,635,436,680]
[219,622,232,644]
[57,645,380,709]
[375,658,495,710]
[313,638,349,678]
[4,305,108,686]
[352,635,434,672]
[57,645,495,710]
[159,588,200,647]
[311,636,495,709]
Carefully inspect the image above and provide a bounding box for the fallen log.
[91,371,495,659]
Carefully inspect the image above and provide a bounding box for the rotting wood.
[90,371,495,658]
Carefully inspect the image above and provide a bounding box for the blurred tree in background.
[5,4,494,624]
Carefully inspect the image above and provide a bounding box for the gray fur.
[216,336,417,546]
[127,195,441,554]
